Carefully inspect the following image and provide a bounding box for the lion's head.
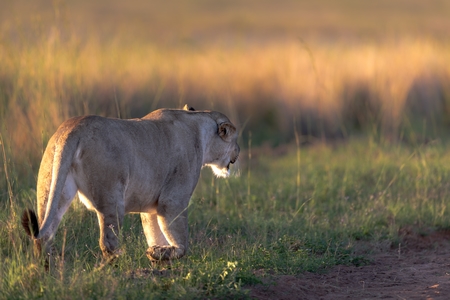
[207,120,240,177]
[183,105,240,178]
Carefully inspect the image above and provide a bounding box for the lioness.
[22,106,239,262]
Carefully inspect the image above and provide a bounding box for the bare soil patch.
[248,228,450,299]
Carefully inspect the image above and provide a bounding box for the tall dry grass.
[1,1,450,190]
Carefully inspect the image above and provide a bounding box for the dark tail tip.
[22,209,39,238]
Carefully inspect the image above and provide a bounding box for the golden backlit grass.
[2,33,450,162]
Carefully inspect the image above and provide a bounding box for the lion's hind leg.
[96,203,124,261]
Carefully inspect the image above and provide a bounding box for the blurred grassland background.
[1,0,450,187]
[3,1,450,297]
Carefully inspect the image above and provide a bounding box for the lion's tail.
[36,134,79,240]
[21,209,39,238]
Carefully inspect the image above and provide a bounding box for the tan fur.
[26,107,239,261]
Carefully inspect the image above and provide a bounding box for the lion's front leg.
[144,199,189,261]
[141,211,169,248]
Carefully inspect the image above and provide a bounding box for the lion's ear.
[183,104,195,111]
[218,122,236,142]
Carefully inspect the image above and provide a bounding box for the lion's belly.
[121,157,171,213]
[124,191,159,213]
[75,186,158,214]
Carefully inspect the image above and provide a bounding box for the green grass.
[2,138,450,298]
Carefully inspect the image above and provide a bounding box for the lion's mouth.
[227,159,236,169]
[230,154,239,165]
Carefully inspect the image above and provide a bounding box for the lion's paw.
[146,245,183,261]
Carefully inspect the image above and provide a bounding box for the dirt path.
[249,229,450,299]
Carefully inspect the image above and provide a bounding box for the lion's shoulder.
[141,108,229,125]
[141,108,193,121]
